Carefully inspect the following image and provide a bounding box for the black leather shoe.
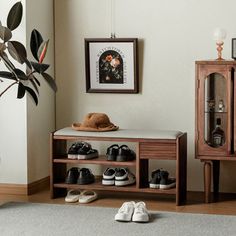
[116,145,136,162]
[77,168,95,185]
[65,167,80,184]
[106,144,119,161]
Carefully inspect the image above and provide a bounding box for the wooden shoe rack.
[50,127,187,206]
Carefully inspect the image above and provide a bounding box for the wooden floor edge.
[0,176,50,196]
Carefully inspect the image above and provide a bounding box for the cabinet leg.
[204,161,212,203]
[212,160,220,197]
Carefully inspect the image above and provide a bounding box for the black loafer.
[77,168,95,185]
[116,145,136,162]
[106,144,119,161]
[65,167,80,184]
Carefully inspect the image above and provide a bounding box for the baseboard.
[28,176,50,195]
[0,176,50,196]
[0,183,28,195]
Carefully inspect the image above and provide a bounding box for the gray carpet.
[0,202,236,236]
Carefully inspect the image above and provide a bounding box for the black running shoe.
[102,168,116,185]
[149,169,161,189]
[159,170,176,189]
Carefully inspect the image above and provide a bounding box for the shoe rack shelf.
[50,127,187,206]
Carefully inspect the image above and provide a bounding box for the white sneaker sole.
[149,183,160,189]
[115,173,128,181]
[67,154,78,159]
[115,179,135,186]
[115,213,132,222]
[132,214,149,222]
[159,182,176,189]
[77,153,98,159]
[102,179,115,185]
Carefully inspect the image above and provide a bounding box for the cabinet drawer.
[139,142,176,159]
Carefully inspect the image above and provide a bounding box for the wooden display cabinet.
[195,60,236,203]
[50,127,187,206]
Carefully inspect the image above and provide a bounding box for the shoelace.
[134,202,148,214]
[118,201,135,213]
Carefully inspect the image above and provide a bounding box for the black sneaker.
[115,169,136,186]
[149,169,161,189]
[65,167,80,184]
[116,145,136,162]
[115,168,128,181]
[67,142,84,159]
[106,144,119,161]
[77,148,99,160]
[77,168,95,185]
[159,170,176,189]
[102,168,116,185]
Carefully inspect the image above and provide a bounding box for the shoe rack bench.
[50,127,187,206]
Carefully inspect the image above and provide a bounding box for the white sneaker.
[115,201,135,222]
[132,202,149,222]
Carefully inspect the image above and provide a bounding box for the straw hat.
[72,113,119,132]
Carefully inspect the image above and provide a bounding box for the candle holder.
[216,42,224,60]
[213,28,227,60]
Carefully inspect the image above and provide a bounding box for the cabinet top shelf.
[53,127,183,140]
[195,60,236,65]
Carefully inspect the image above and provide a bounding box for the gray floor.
[0,202,236,236]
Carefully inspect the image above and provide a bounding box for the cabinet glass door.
[204,73,227,148]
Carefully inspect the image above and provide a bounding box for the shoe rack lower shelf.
[50,127,187,206]
[53,177,176,195]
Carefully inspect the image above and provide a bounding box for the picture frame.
[84,38,139,93]
[232,38,236,60]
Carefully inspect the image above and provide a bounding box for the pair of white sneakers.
[115,201,149,222]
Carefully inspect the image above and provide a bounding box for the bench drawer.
[139,142,176,159]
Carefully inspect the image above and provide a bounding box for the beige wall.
[26,0,55,183]
[0,0,28,184]
[55,0,236,192]
[0,0,55,184]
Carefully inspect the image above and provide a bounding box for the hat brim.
[72,123,119,132]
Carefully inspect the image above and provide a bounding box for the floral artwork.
[99,50,123,84]
[85,38,138,93]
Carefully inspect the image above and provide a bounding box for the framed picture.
[85,38,138,93]
[232,38,236,60]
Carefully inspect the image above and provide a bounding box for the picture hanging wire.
[110,0,116,38]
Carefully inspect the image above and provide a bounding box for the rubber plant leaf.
[7,1,23,31]
[0,42,6,52]
[31,61,49,74]
[0,25,12,42]
[24,58,32,70]
[0,71,16,80]
[25,86,38,105]
[1,52,15,71]
[13,68,28,80]
[17,82,25,99]
[29,79,39,94]
[30,29,43,61]
[42,72,57,92]
[38,40,49,63]
[7,41,27,64]
[34,77,40,86]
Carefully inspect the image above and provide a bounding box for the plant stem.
[0,81,18,97]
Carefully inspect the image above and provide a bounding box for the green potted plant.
[0,1,56,105]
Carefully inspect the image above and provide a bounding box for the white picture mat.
[89,42,135,90]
